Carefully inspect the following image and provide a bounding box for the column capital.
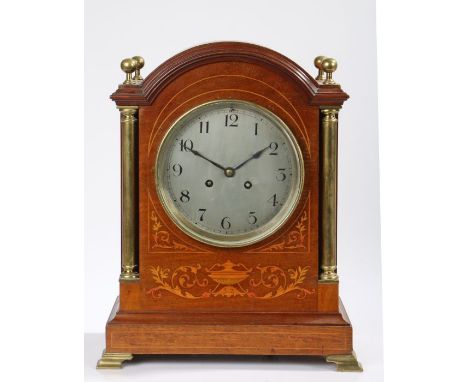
[117,105,139,111]
[320,106,341,113]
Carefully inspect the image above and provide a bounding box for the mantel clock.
[97,42,362,372]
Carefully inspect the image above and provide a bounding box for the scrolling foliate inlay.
[150,211,194,251]
[261,211,307,252]
[146,260,314,300]
[247,194,310,253]
[148,191,210,253]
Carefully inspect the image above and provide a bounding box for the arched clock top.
[110,42,348,106]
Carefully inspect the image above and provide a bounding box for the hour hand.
[187,148,227,171]
[234,145,270,171]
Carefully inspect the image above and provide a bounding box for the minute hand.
[187,148,227,171]
[233,146,270,171]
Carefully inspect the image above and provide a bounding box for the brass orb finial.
[120,58,137,85]
[314,55,327,82]
[132,56,145,82]
[322,58,338,85]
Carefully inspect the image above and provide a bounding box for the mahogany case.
[101,42,359,369]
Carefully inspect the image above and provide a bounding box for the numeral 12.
[225,114,238,127]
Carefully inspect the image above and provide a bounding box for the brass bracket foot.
[326,351,363,372]
[96,350,133,369]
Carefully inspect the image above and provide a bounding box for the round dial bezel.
[155,100,304,248]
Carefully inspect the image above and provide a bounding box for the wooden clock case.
[97,42,362,371]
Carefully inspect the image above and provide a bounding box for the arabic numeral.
[269,142,278,155]
[199,121,209,133]
[267,193,279,206]
[179,139,193,152]
[179,189,190,203]
[172,163,183,176]
[276,168,286,181]
[224,113,238,127]
[248,211,257,224]
[221,216,231,230]
[198,208,206,221]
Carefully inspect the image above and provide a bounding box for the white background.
[1,0,467,381]
[84,0,382,379]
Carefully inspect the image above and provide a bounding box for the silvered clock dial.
[156,100,304,247]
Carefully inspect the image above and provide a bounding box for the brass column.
[320,107,340,282]
[118,106,139,281]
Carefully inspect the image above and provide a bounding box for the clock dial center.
[224,167,235,177]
